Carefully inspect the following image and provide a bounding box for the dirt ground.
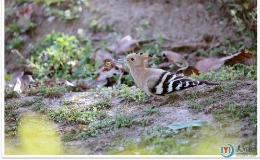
[4,0,257,156]
[61,80,257,155]
[5,79,257,155]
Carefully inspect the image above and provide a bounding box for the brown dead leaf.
[95,68,120,86]
[43,79,56,86]
[161,51,188,68]
[97,67,119,81]
[176,66,200,76]
[91,49,114,69]
[107,35,155,55]
[158,62,171,69]
[75,83,91,92]
[91,49,114,62]
[163,42,209,50]
[195,57,223,73]
[222,49,255,65]
[195,49,255,73]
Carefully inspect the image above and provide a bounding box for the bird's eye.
[131,58,134,61]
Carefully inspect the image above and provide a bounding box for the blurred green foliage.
[28,31,95,80]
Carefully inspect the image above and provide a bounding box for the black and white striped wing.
[150,72,205,96]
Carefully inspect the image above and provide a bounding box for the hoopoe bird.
[125,53,220,98]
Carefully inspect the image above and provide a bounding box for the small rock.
[118,146,124,151]
[47,16,55,23]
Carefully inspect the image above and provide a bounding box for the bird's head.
[126,53,156,67]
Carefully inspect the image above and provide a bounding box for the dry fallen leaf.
[158,62,171,69]
[195,57,223,73]
[43,79,56,86]
[107,35,154,55]
[75,83,91,92]
[90,49,114,69]
[222,49,255,65]
[91,49,114,62]
[195,50,255,73]
[95,67,120,86]
[161,51,188,68]
[176,66,200,76]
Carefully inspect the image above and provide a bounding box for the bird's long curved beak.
[113,59,127,63]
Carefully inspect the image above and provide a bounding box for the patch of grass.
[90,99,111,109]
[115,84,147,103]
[61,100,75,105]
[120,74,135,86]
[89,18,115,32]
[60,112,138,141]
[5,19,37,51]
[28,85,67,98]
[5,97,42,110]
[46,106,101,124]
[5,124,18,136]
[191,65,256,83]
[4,107,20,128]
[112,114,135,129]
[250,84,257,92]
[233,64,257,80]
[5,90,20,100]
[214,82,235,95]
[28,31,96,80]
[62,132,75,141]
[187,100,201,111]
[142,106,161,116]
[213,101,257,125]
[32,100,45,111]
[184,91,201,100]
[109,125,202,155]
[34,0,87,21]
[205,97,216,105]
[62,125,101,141]
[4,97,42,136]
[137,118,154,127]
[4,73,12,82]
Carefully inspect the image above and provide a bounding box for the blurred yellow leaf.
[5,111,63,155]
